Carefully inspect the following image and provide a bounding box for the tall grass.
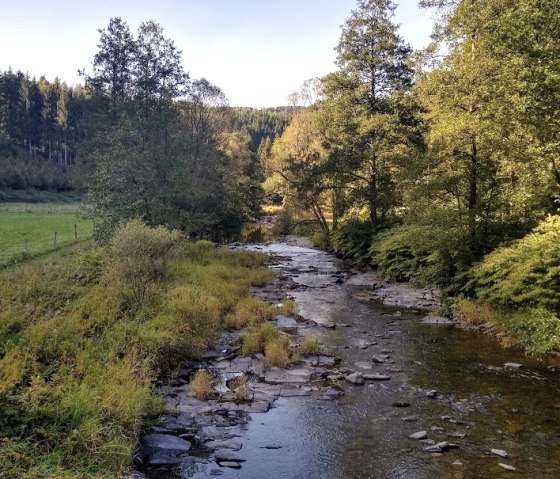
[0,224,273,478]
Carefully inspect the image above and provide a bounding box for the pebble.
[504,362,523,369]
[498,463,516,471]
[426,390,437,398]
[402,416,419,422]
[218,461,242,469]
[409,431,428,440]
[491,448,508,458]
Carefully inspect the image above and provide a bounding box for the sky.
[0,1,434,107]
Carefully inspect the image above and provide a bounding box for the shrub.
[469,216,560,312]
[265,339,290,368]
[331,219,372,264]
[77,247,108,284]
[190,370,213,400]
[312,230,330,249]
[108,219,182,302]
[453,299,497,326]
[370,225,443,286]
[499,308,560,357]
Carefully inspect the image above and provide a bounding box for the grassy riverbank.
[0,223,273,478]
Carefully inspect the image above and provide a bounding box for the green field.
[0,203,93,266]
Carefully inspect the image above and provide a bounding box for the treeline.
[0,18,294,239]
[269,0,560,354]
[0,71,85,190]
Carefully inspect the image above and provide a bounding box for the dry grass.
[298,337,322,355]
[276,299,297,316]
[225,297,276,330]
[265,339,290,368]
[229,375,251,403]
[453,299,497,326]
[190,370,213,400]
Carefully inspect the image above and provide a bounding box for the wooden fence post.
[74,223,78,240]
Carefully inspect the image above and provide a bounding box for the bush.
[108,219,182,302]
[469,216,560,312]
[312,230,330,249]
[331,219,372,264]
[453,299,497,326]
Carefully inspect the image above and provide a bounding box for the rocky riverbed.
[134,239,560,479]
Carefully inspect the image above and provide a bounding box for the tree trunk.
[369,154,378,230]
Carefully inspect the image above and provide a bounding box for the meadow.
[0,202,92,267]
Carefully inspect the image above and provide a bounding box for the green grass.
[0,205,92,267]
[0,233,274,478]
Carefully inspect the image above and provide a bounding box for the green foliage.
[108,220,182,303]
[469,216,560,312]
[370,225,443,286]
[330,219,372,263]
[499,308,560,357]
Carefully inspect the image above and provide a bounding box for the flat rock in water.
[260,444,283,449]
[218,461,242,469]
[498,463,516,471]
[402,416,419,422]
[345,372,365,385]
[141,433,191,453]
[421,315,454,325]
[491,448,508,458]
[409,431,428,440]
[363,373,391,381]
[146,452,184,466]
[354,361,373,370]
[373,354,388,364]
[205,440,242,451]
[215,450,246,462]
[264,367,313,384]
[353,338,375,349]
[504,362,523,369]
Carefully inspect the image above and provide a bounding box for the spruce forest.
[1,1,559,478]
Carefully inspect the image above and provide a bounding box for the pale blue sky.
[0,1,434,107]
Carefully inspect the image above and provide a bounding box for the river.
[141,240,560,479]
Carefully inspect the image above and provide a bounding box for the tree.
[321,0,420,229]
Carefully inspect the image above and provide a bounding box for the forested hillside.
[270,0,560,354]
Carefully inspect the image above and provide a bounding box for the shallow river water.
[149,241,560,479]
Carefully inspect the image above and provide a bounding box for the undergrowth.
[0,221,273,478]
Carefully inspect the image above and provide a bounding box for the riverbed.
[139,240,560,479]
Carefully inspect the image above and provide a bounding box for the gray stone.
[421,315,454,325]
[215,450,246,462]
[260,444,283,449]
[409,431,428,440]
[264,367,313,384]
[363,373,391,381]
[146,452,184,466]
[491,448,508,458]
[392,401,410,408]
[354,361,373,370]
[426,390,438,398]
[373,354,387,364]
[498,463,516,471]
[141,433,191,453]
[402,416,419,422]
[504,362,523,369]
[345,372,365,385]
[218,461,242,469]
[353,338,375,349]
[205,440,242,451]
